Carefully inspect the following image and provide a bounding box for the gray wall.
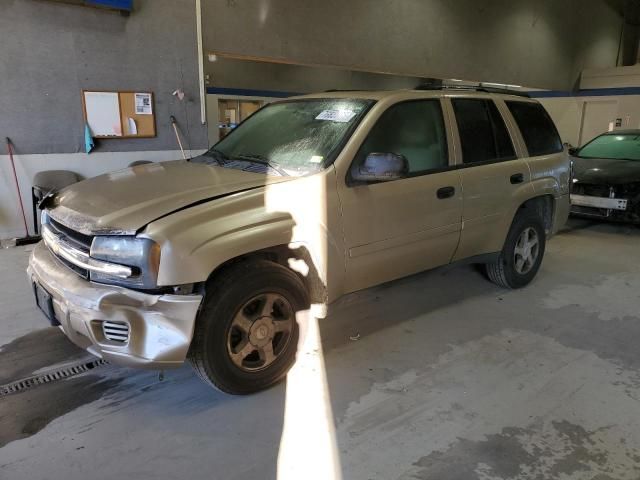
[203,0,623,91]
[0,0,208,155]
[0,0,624,153]
[205,58,427,94]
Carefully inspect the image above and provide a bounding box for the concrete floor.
[1,219,640,480]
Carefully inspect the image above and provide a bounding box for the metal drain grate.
[0,358,108,397]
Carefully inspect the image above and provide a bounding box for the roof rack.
[415,82,530,98]
[323,89,365,93]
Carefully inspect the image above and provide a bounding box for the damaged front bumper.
[570,183,640,224]
[27,242,203,368]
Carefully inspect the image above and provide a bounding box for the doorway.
[207,94,278,146]
[217,98,263,139]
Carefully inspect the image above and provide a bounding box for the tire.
[485,211,546,289]
[189,259,308,394]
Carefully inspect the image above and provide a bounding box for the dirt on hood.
[47,160,292,235]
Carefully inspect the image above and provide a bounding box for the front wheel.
[485,212,546,289]
[189,260,308,394]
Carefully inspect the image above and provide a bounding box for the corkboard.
[82,90,156,139]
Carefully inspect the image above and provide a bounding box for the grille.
[49,217,93,250]
[57,255,90,279]
[45,216,93,278]
[102,321,130,343]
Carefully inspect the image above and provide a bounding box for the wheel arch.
[515,194,555,235]
[199,243,328,306]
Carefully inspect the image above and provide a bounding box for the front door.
[336,98,463,293]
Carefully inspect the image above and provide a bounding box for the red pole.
[6,138,29,238]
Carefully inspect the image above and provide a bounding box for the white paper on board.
[84,92,122,136]
[135,93,153,115]
[128,117,137,135]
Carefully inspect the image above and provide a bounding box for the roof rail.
[323,89,364,93]
[415,82,530,98]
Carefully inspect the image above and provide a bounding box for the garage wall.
[539,98,584,147]
[538,65,640,147]
[541,95,640,147]
[0,0,207,154]
[0,0,207,239]
[205,57,424,94]
[202,0,623,91]
[581,65,640,89]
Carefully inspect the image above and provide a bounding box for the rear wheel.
[485,211,546,289]
[189,260,308,394]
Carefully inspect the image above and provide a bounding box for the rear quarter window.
[506,101,562,157]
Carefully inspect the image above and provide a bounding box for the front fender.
[143,189,297,285]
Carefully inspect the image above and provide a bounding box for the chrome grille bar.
[42,225,133,279]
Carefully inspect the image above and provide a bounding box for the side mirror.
[351,152,409,183]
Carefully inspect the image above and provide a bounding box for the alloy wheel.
[513,227,540,275]
[227,293,294,372]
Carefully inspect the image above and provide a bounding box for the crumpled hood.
[572,156,640,185]
[47,160,292,235]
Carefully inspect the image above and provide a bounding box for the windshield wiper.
[234,153,289,176]
[204,148,230,166]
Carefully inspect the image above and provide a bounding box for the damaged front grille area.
[42,213,135,281]
[44,216,92,278]
[571,183,640,223]
[571,183,611,197]
[48,217,94,250]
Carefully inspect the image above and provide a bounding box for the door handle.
[510,173,524,184]
[437,186,456,199]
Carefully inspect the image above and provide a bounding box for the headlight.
[90,236,161,289]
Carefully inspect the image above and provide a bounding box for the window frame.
[504,99,563,158]
[448,96,519,167]
[346,98,455,186]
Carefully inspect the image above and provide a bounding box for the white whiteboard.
[84,92,122,137]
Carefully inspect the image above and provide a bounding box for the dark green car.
[570,130,640,224]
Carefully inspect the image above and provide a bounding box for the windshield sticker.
[315,109,357,122]
[309,155,324,163]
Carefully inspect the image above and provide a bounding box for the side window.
[451,98,516,164]
[506,101,563,156]
[353,100,449,176]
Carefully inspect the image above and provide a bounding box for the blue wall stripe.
[86,0,133,10]
[529,87,640,98]
[206,87,301,98]
[528,90,574,98]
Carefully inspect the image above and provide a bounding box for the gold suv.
[28,87,571,394]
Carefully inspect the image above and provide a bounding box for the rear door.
[447,96,534,261]
[336,98,463,293]
[504,99,569,227]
